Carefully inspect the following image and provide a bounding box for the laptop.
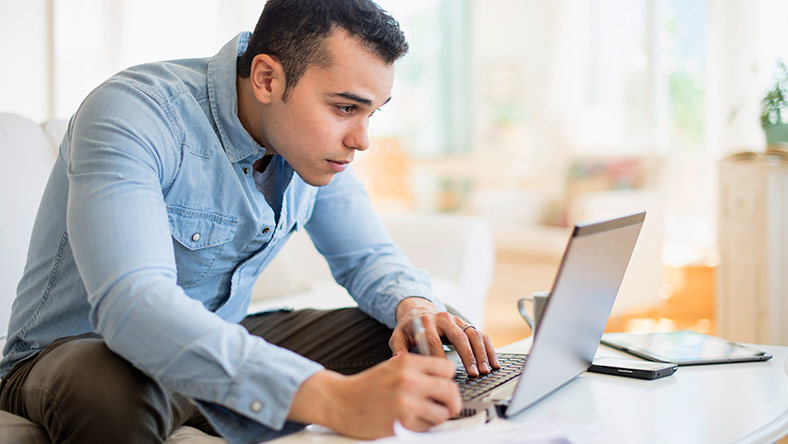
[451,211,646,418]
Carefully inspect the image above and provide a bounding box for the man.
[0,1,498,442]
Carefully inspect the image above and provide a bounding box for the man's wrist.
[395,296,438,323]
[288,370,345,427]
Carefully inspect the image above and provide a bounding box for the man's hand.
[288,353,461,438]
[389,297,499,377]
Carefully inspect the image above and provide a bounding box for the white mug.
[517,291,549,333]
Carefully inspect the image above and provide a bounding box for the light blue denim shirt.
[1,33,443,443]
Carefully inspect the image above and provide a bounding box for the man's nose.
[345,120,370,151]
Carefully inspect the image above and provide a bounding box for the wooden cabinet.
[717,153,788,345]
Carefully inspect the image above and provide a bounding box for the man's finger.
[483,334,500,368]
[399,417,433,433]
[389,328,410,355]
[419,315,447,358]
[400,367,461,421]
[422,376,462,416]
[407,400,453,430]
[465,327,491,373]
[441,323,478,376]
[408,354,456,379]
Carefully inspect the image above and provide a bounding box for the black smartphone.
[588,357,678,380]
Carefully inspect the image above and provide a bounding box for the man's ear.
[249,54,286,104]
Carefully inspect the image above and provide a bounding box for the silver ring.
[461,323,476,333]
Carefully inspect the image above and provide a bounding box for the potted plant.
[761,59,788,148]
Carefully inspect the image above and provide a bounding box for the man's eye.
[338,105,356,114]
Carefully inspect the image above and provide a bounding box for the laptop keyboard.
[455,353,528,401]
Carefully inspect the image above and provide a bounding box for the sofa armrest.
[251,212,495,327]
[0,114,60,336]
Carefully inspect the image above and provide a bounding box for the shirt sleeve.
[304,168,446,328]
[65,79,323,434]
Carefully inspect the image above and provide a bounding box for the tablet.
[601,330,773,365]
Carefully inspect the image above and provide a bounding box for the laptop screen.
[506,211,645,416]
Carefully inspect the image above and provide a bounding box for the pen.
[411,309,431,355]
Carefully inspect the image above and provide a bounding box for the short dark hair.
[237,0,409,100]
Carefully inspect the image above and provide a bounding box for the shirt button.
[242,167,249,175]
[262,227,270,234]
[191,233,201,242]
[250,400,262,412]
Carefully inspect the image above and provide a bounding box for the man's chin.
[299,172,337,187]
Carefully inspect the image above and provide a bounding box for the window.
[53,0,260,118]
[372,0,471,157]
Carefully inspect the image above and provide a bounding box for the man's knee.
[23,337,170,442]
[243,308,393,372]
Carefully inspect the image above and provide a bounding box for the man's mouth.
[327,159,351,172]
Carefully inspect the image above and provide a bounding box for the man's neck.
[254,155,274,173]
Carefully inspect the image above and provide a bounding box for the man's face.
[255,30,395,186]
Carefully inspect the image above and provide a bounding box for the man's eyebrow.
[329,92,392,107]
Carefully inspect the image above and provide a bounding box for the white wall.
[0,0,51,122]
[1,0,263,121]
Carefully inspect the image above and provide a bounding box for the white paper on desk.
[374,415,616,444]
[425,410,488,432]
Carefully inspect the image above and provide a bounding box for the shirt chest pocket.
[167,205,238,288]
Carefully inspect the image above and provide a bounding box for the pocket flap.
[167,205,238,250]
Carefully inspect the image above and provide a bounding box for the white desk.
[272,340,788,444]
[497,340,788,444]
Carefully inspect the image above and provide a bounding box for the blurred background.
[2,0,788,346]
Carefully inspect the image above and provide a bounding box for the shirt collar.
[207,32,266,163]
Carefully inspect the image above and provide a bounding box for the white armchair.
[0,113,59,337]
[249,211,494,327]
[0,112,495,443]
